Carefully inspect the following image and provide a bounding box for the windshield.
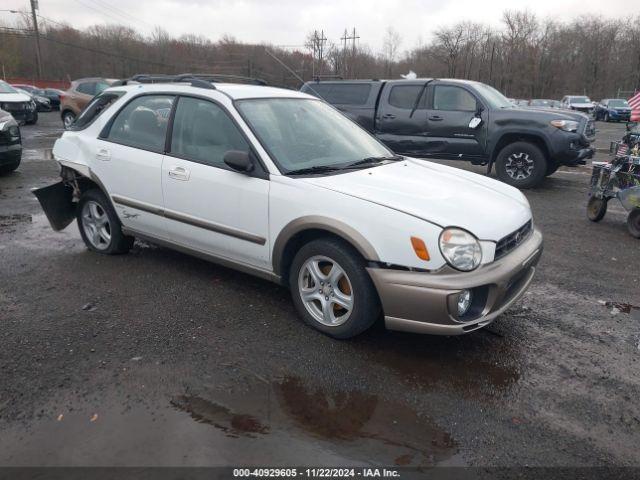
[236,98,392,173]
[473,83,513,109]
[570,96,591,103]
[0,81,18,94]
[609,99,629,108]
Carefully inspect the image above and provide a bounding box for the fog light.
[457,290,473,317]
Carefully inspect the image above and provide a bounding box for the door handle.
[168,166,190,181]
[382,113,396,119]
[428,115,443,121]
[96,148,111,161]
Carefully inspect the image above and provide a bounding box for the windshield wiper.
[341,155,404,169]
[286,165,342,176]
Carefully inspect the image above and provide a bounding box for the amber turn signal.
[410,236,430,261]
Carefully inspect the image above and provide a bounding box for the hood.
[0,92,32,103]
[301,159,532,241]
[503,106,587,122]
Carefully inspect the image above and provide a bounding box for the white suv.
[35,75,543,338]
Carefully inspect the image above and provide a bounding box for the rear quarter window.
[307,83,371,106]
[69,91,125,131]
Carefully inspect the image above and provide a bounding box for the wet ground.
[0,113,639,468]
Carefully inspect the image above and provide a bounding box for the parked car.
[15,87,51,113]
[0,108,22,175]
[529,99,561,109]
[0,80,38,125]
[43,88,64,109]
[34,75,543,339]
[594,98,632,122]
[301,79,595,188]
[60,77,114,128]
[560,95,595,114]
[12,84,62,110]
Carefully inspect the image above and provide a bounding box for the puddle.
[0,374,461,466]
[169,375,459,467]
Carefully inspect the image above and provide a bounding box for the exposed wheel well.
[278,228,364,285]
[491,133,551,167]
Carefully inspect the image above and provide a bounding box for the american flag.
[630,91,640,122]
[617,143,629,156]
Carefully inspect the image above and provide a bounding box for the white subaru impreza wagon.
[35,74,543,339]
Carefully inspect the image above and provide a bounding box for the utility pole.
[29,0,43,79]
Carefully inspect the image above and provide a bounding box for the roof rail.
[111,73,268,89]
[312,74,344,82]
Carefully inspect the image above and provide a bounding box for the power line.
[84,0,154,29]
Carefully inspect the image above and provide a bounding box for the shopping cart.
[587,146,640,238]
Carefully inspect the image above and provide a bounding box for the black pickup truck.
[301,78,596,188]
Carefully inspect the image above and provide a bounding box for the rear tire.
[587,196,608,222]
[289,237,380,339]
[62,111,76,129]
[604,112,610,123]
[627,209,640,238]
[77,189,134,254]
[495,141,547,189]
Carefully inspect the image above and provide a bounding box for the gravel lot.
[0,113,639,468]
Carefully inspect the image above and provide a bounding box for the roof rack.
[111,73,268,89]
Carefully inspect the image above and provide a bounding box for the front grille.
[495,220,532,260]
[2,102,28,112]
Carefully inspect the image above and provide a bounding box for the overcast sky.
[2,0,633,53]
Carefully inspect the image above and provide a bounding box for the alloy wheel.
[505,152,535,180]
[298,255,354,327]
[81,200,111,250]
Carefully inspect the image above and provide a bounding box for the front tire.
[26,112,38,125]
[627,209,640,238]
[495,141,547,189]
[0,158,20,176]
[77,189,134,254]
[289,237,380,339]
[587,196,608,222]
[604,112,610,123]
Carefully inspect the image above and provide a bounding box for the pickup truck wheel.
[587,196,608,222]
[289,238,380,339]
[77,189,134,254]
[495,142,547,189]
[627,209,640,238]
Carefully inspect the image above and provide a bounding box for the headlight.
[550,119,579,132]
[438,228,482,271]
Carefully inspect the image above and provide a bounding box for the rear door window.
[106,95,175,152]
[76,82,96,95]
[388,85,427,109]
[169,96,249,169]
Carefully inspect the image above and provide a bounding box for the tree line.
[1,10,639,100]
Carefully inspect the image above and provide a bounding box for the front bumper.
[367,228,543,335]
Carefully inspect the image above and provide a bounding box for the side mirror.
[224,150,254,173]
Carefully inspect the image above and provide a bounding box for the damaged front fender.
[31,181,76,231]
